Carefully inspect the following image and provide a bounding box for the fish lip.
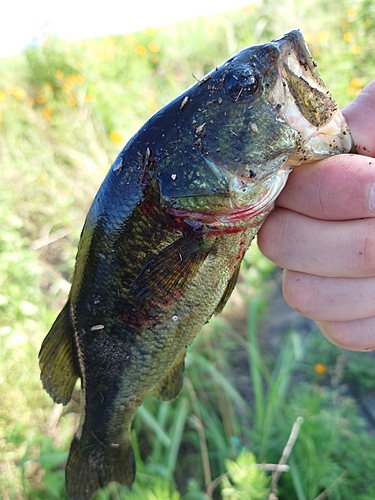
[271,30,355,159]
[284,106,355,166]
[304,109,355,158]
[165,168,291,229]
[273,30,324,92]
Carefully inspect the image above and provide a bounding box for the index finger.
[343,78,375,157]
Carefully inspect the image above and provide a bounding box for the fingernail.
[369,182,375,212]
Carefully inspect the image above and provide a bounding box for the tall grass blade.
[137,405,171,448]
[167,398,189,474]
[289,456,307,500]
[189,352,250,413]
[247,298,265,430]
[151,402,171,463]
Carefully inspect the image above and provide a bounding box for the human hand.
[257,79,375,352]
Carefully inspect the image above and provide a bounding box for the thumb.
[343,79,375,157]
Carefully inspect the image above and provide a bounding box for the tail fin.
[65,434,135,500]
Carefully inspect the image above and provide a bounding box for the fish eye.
[225,67,261,101]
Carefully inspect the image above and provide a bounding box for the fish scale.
[39,30,354,500]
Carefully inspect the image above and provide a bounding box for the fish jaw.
[271,29,355,164]
[289,108,355,164]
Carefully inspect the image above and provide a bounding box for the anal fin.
[39,301,79,405]
[152,352,185,401]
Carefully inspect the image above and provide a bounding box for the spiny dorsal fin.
[39,302,79,405]
[214,259,241,315]
[152,352,186,401]
[130,236,212,305]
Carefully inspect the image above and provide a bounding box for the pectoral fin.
[130,235,212,305]
[152,352,186,401]
[214,260,241,315]
[39,302,80,405]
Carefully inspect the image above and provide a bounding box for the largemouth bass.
[39,30,354,500]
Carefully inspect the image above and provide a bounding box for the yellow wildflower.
[347,7,358,18]
[0,90,6,101]
[144,27,156,36]
[312,48,321,58]
[314,363,327,375]
[63,80,74,94]
[8,86,26,100]
[54,69,64,79]
[43,107,52,121]
[351,44,361,54]
[66,96,77,107]
[38,174,48,184]
[36,94,47,104]
[110,131,122,144]
[350,77,363,88]
[148,41,160,53]
[136,45,147,57]
[343,32,355,43]
[74,74,85,85]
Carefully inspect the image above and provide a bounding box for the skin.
[258,79,375,352]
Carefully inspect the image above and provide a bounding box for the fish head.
[154,30,354,226]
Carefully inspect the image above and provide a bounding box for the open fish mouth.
[272,30,355,163]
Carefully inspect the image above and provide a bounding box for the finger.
[275,154,375,220]
[282,270,375,322]
[316,316,375,352]
[343,78,375,157]
[257,208,375,278]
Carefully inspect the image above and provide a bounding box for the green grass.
[2,0,375,498]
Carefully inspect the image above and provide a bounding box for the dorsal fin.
[39,302,80,405]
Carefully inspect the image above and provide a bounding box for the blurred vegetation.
[1,0,375,498]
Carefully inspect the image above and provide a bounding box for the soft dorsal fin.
[152,352,186,401]
[130,235,212,305]
[39,302,80,405]
[214,259,241,315]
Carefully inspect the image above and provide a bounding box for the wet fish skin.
[39,30,354,500]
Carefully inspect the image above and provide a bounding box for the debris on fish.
[39,29,354,500]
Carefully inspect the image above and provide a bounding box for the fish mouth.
[273,30,355,160]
